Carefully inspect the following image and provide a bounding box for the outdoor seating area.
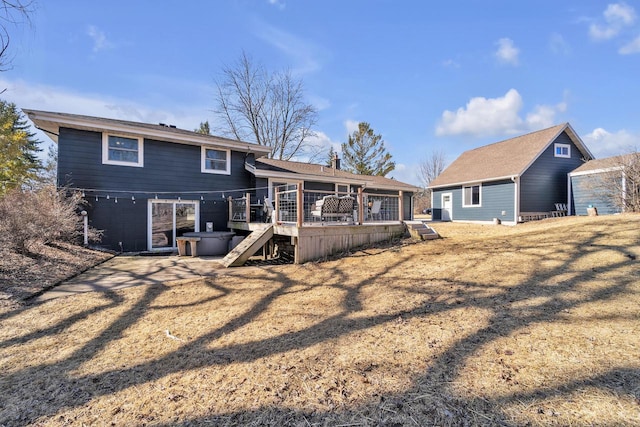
[310,195,356,223]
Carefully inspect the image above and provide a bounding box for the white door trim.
[441,192,453,221]
[147,199,200,251]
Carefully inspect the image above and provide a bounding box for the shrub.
[0,185,102,253]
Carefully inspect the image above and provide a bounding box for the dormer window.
[554,143,571,158]
[102,134,144,167]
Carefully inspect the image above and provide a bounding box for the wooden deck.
[228,221,406,264]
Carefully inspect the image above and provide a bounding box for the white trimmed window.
[554,143,571,158]
[463,184,481,207]
[102,134,143,167]
[201,147,230,174]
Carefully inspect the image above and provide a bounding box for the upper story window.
[102,134,144,167]
[201,147,231,174]
[554,143,571,158]
[463,184,481,207]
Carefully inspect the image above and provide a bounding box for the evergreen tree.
[195,120,211,135]
[0,100,41,194]
[341,122,395,176]
[326,146,337,167]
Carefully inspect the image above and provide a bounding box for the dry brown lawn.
[1,215,639,426]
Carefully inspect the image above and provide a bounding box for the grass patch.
[1,215,639,425]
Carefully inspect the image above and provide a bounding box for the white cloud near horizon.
[619,35,640,54]
[583,127,640,158]
[0,78,210,134]
[495,38,519,65]
[87,25,114,52]
[589,2,637,41]
[435,89,567,137]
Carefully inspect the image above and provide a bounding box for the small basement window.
[554,143,571,158]
[102,134,144,167]
[201,147,231,174]
[463,184,481,207]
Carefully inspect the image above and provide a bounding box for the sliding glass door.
[148,200,199,250]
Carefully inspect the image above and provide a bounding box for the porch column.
[398,191,404,221]
[296,182,303,227]
[357,187,364,225]
[245,192,251,223]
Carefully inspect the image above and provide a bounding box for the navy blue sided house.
[24,110,271,252]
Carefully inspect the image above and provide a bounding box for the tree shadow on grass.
[0,219,639,425]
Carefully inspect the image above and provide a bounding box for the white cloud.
[442,58,460,68]
[526,101,567,130]
[387,163,420,186]
[619,35,640,54]
[0,77,209,135]
[344,119,359,136]
[589,2,637,40]
[495,38,519,65]
[583,127,640,158]
[549,33,570,55]
[268,0,285,9]
[436,89,568,137]
[254,22,326,75]
[87,25,114,52]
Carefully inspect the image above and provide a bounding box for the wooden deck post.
[357,187,364,225]
[245,192,251,223]
[228,196,233,221]
[296,182,303,227]
[398,191,404,221]
[275,190,280,223]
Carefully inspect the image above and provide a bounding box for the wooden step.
[220,225,274,267]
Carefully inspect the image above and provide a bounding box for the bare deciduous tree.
[585,150,640,213]
[0,1,34,71]
[414,150,446,213]
[418,149,446,189]
[214,52,318,160]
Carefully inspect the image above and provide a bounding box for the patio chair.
[263,197,275,223]
[337,196,355,222]
[368,200,382,220]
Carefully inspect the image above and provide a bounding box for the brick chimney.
[331,153,341,170]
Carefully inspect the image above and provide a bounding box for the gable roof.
[22,109,272,155]
[570,152,638,176]
[429,123,594,189]
[251,157,419,192]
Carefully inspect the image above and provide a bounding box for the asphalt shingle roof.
[255,158,418,191]
[429,123,584,188]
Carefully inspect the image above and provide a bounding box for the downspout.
[567,172,572,216]
[511,176,519,223]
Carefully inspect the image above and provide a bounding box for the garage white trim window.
[554,143,571,158]
[102,134,144,167]
[463,184,481,207]
[201,147,231,174]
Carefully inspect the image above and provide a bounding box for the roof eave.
[23,109,272,154]
[429,175,518,189]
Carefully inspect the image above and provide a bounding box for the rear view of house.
[429,123,594,224]
[24,109,271,252]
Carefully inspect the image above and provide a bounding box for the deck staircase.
[220,225,274,267]
[404,221,439,241]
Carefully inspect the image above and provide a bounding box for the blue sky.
[2,0,640,185]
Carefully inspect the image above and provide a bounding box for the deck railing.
[229,184,404,226]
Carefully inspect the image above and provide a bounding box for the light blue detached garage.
[569,153,638,215]
[429,123,594,224]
